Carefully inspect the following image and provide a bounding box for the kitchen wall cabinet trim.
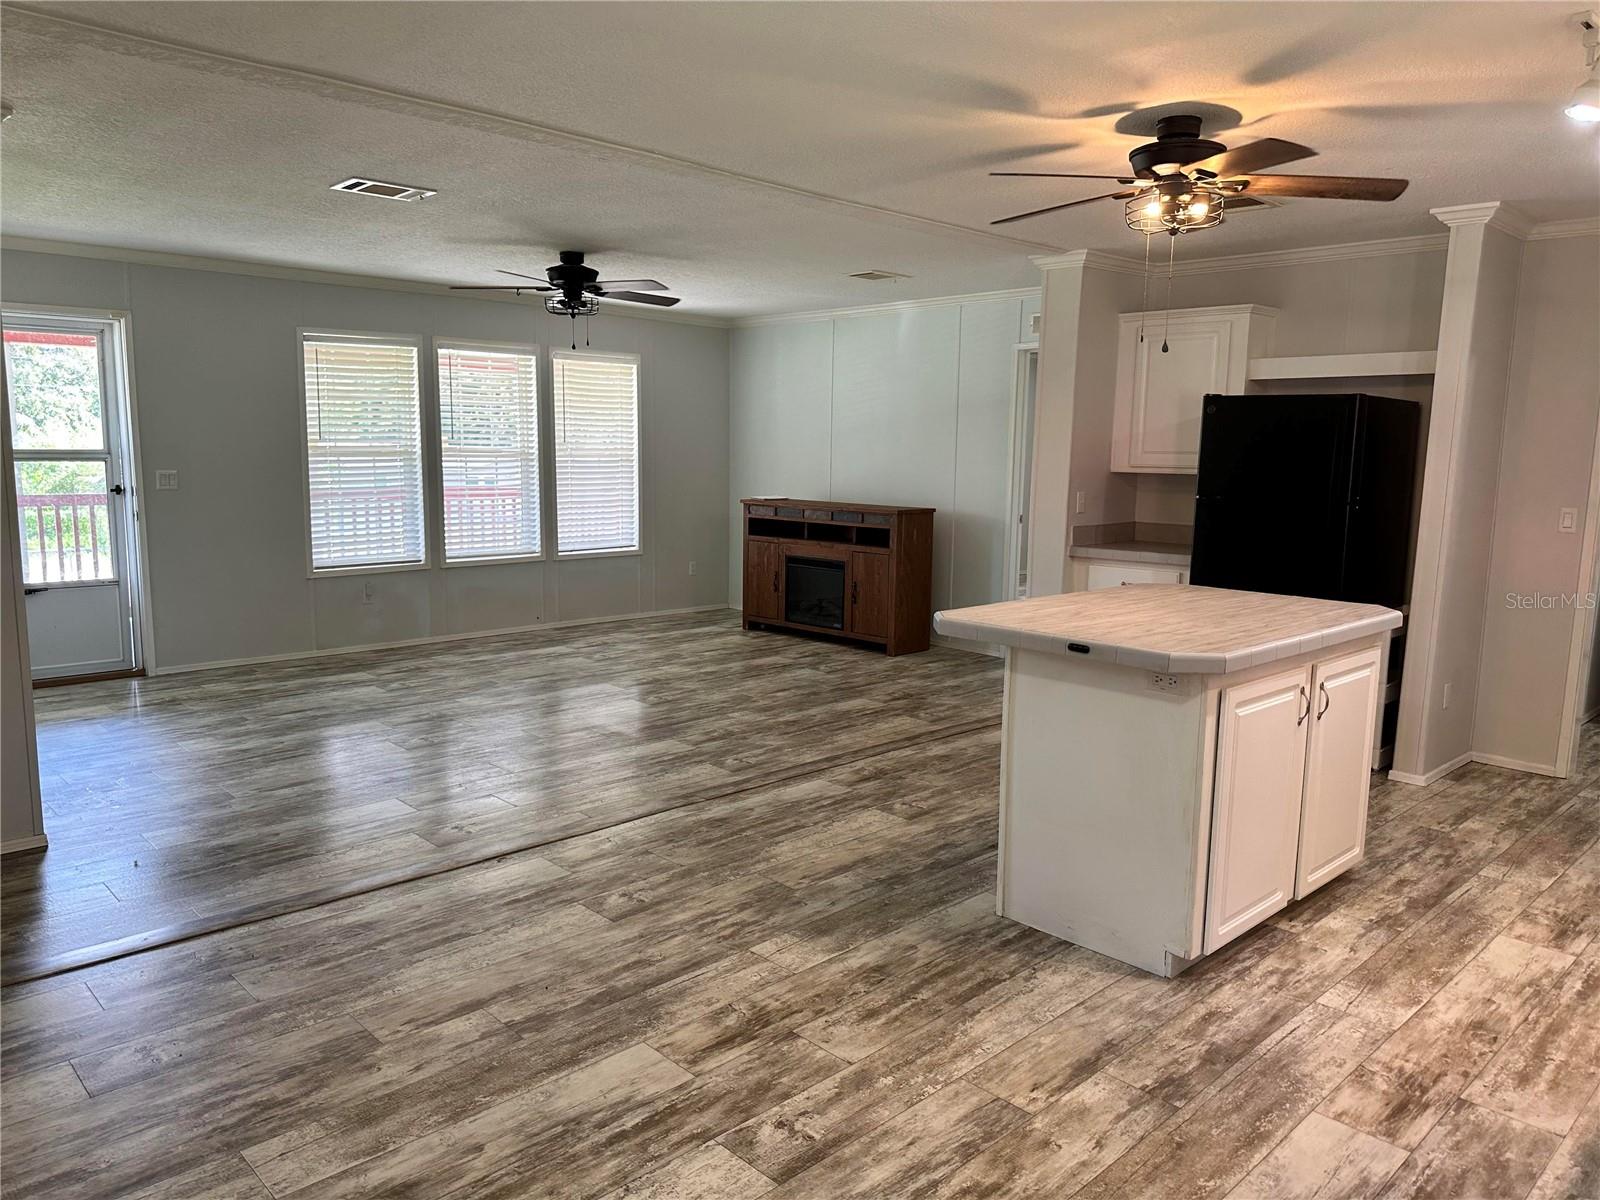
[1111,304,1277,475]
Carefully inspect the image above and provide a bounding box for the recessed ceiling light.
[848,269,911,281]
[330,177,437,201]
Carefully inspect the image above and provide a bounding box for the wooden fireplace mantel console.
[740,498,935,655]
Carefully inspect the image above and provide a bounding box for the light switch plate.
[1559,507,1578,533]
[155,469,179,490]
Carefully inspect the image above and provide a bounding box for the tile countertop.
[934,585,1401,674]
[1069,541,1192,567]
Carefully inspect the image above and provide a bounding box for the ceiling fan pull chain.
[1139,233,1153,344]
[1162,234,1176,353]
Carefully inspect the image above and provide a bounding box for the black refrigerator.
[1189,393,1421,610]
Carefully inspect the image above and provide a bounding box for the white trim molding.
[0,834,49,856]
[732,286,1041,328]
[1528,216,1600,241]
[1035,232,1450,280]
[1247,351,1438,381]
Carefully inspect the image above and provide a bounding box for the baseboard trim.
[149,605,732,676]
[1387,750,1474,787]
[1468,752,1563,778]
[1,835,48,856]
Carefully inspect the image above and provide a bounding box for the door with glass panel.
[3,314,139,678]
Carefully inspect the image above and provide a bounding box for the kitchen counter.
[1068,540,1192,567]
[934,585,1400,673]
[934,584,1400,977]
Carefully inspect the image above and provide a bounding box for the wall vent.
[330,177,437,202]
[848,269,911,281]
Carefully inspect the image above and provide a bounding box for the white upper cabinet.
[1296,645,1383,898]
[1111,305,1278,474]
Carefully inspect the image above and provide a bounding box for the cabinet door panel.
[743,540,782,621]
[1205,664,1310,954]
[848,551,891,639]
[1297,646,1382,897]
[1125,323,1232,472]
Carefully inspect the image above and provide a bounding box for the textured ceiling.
[1,1,1595,316]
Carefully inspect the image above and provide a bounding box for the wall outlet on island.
[1147,671,1180,694]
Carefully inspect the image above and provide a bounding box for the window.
[301,335,425,571]
[437,343,541,561]
[553,352,640,555]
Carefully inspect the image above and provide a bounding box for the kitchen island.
[934,585,1402,976]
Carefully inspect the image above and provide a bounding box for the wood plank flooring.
[3,612,1597,1199]
[4,612,1002,975]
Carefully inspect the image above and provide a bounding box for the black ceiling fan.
[990,113,1409,228]
[451,250,679,310]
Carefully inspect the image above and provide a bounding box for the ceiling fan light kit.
[1566,11,1600,122]
[449,250,680,346]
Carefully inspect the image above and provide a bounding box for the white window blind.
[302,337,425,570]
[553,353,640,555]
[437,345,541,560]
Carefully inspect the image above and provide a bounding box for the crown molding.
[1032,232,1447,280]
[0,237,735,329]
[1430,202,1536,239]
[1527,216,1600,241]
[730,286,1041,328]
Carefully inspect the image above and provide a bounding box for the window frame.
[432,336,547,569]
[297,328,430,578]
[550,349,644,561]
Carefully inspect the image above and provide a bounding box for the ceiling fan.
[990,114,1409,233]
[451,250,679,342]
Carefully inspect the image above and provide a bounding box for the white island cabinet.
[934,585,1398,976]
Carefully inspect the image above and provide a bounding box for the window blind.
[437,345,540,560]
[553,353,640,554]
[302,337,425,570]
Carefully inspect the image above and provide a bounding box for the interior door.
[848,551,891,639]
[1296,646,1382,897]
[3,315,139,679]
[1204,664,1310,954]
[743,539,781,621]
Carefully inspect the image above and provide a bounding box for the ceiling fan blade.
[1235,174,1409,201]
[991,189,1140,225]
[990,172,1137,183]
[1189,137,1316,179]
[591,279,668,291]
[496,269,556,285]
[449,285,552,291]
[603,291,681,306]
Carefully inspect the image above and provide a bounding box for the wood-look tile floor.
[3,614,1597,1200]
[4,612,1001,974]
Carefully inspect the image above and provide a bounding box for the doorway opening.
[3,309,145,681]
[1004,346,1039,601]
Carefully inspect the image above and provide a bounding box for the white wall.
[728,293,1036,614]
[0,249,731,670]
[1474,231,1600,772]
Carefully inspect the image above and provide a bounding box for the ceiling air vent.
[848,269,911,281]
[330,177,436,202]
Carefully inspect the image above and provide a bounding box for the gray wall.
[0,250,731,670]
[728,294,1037,614]
[1474,232,1600,771]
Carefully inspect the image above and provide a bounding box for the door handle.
[851,580,859,604]
[1317,681,1330,720]
[1297,685,1309,726]
[110,483,126,496]
[24,586,48,595]
[771,570,778,593]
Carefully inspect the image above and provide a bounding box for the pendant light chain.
[1162,233,1177,353]
[1139,233,1153,344]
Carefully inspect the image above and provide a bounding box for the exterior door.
[1204,664,1310,953]
[743,539,781,621]
[848,551,890,640]
[1296,646,1382,897]
[4,314,139,679]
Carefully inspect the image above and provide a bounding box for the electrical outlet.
[155,469,179,490]
[688,560,697,576]
[1147,671,1180,694]
[1074,491,1086,515]
[1559,507,1578,533]
[1442,682,1452,710]
[362,580,375,605]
